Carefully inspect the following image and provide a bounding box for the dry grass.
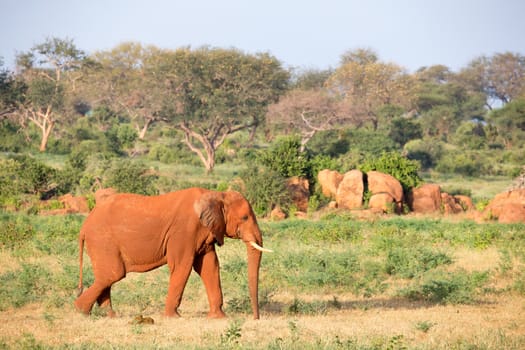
[0,294,524,349]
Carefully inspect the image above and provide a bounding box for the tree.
[0,59,26,118]
[12,37,85,151]
[414,66,486,139]
[326,49,417,130]
[488,98,525,148]
[266,89,354,150]
[163,47,289,173]
[457,52,525,109]
[83,42,170,140]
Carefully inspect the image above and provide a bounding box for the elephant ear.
[194,192,226,246]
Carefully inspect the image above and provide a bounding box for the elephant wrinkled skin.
[74,187,267,319]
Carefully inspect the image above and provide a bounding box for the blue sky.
[2,0,524,72]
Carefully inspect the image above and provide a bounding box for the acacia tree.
[457,52,525,109]
[326,49,416,130]
[0,60,26,118]
[162,47,289,173]
[414,65,486,139]
[83,42,170,139]
[12,37,85,151]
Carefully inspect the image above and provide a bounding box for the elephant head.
[194,190,271,319]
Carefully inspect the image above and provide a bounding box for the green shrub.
[105,159,158,195]
[404,138,445,169]
[8,155,57,198]
[385,247,452,278]
[399,269,489,304]
[147,144,178,164]
[257,136,310,178]
[234,165,291,216]
[0,159,26,206]
[435,151,485,176]
[0,120,29,152]
[360,151,422,193]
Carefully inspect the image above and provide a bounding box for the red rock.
[336,170,364,209]
[317,169,343,199]
[408,184,442,213]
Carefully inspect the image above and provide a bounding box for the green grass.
[421,172,512,202]
[0,213,524,349]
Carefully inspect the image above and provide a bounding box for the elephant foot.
[106,309,117,318]
[73,299,92,315]
[207,310,226,319]
[164,310,181,318]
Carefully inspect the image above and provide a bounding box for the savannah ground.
[1,211,524,349]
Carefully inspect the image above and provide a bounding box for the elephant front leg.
[164,261,193,317]
[193,250,225,318]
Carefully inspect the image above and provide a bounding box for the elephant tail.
[76,231,85,297]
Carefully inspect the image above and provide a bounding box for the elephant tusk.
[250,241,273,253]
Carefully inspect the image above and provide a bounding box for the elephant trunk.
[246,241,262,320]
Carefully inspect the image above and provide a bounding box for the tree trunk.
[39,121,54,152]
[138,119,152,140]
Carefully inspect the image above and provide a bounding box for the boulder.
[336,169,364,210]
[454,195,474,211]
[59,193,89,214]
[441,193,463,215]
[484,189,525,222]
[367,171,404,213]
[270,206,287,220]
[408,184,442,213]
[286,177,310,212]
[368,192,395,213]
[497,203,525,223]
[317,169,343,199]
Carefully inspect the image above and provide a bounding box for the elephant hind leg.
[74,281,109,315]
[74,259,125,316]
[97,286,116,317]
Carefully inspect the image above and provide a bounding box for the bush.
[105,159,158,195]
[257,136,310,178]
[0,120,29,152]
[147,144,178,164]
[399,269,489,304]
[385,247,452,278]
[435,151,485,176]
[1,155,57,199]
[404,138,445,169]
[234,165,291,216]
[360,151,422,193]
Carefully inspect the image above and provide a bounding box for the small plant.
[220,319,243,347]
[415,320,435,333]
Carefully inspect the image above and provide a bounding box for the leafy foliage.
[235,165,291,216]
[257,136,310,178]
[360,151,422,192]
[105,159,158,195]
[399,269,489,304]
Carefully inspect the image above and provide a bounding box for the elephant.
[74,187,271,319]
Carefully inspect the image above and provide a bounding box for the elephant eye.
[241,215,249,221]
